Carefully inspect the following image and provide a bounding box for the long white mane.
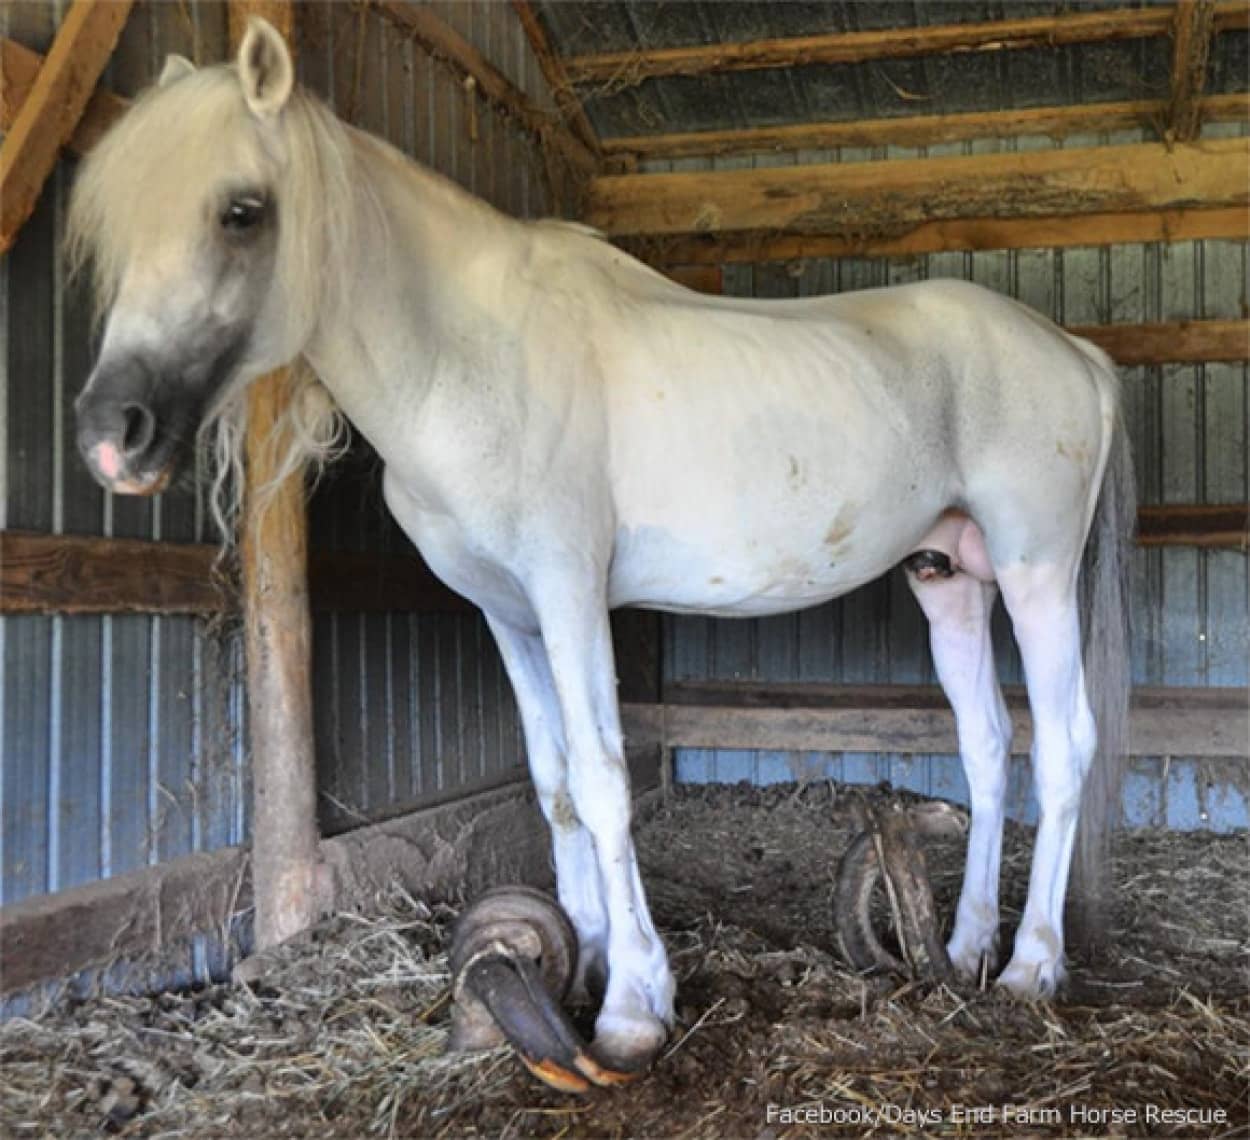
[67,63,365,539]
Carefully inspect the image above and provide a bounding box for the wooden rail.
[0,530,473,616]
[3,504,1245,619]
[563,3,1249,86]
[622,682,1249,760]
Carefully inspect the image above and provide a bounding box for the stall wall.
[652,128,1249,832]
[0,0,557,945]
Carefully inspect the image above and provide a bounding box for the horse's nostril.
[121,402,156,458]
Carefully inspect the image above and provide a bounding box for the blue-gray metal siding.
[0,0,554,926]
[654,128,1249,832]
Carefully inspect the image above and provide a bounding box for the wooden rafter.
[587,137,1250,239]
[510,0,600,158]
[372,0,596,183]
[1168,0,1219,141]
[0,0,133,253]
[604,93,1250,165]
[563,3,1249,87]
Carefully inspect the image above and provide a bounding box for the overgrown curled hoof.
[447,886,646,1093]
[834,796,967,978]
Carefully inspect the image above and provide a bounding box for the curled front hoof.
[996,955,1065,999]
[591,1012,668,1077]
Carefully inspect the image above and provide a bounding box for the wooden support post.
[0,0,133,252]
[228,0,323,952]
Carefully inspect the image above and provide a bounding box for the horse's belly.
[606,512,917,617]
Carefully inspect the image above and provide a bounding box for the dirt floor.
[2,783,1246,1139]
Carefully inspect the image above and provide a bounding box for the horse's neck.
[302,130,525,451]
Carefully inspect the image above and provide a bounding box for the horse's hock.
[1,0,1247,1134]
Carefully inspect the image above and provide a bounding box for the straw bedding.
[2,784,1245,1138]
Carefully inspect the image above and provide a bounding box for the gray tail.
[1071,396,1136,950]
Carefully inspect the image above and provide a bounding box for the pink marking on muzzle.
[93,439,124,481]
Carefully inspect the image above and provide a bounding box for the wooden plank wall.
[657,120,1249,833]
[0,1,555,949]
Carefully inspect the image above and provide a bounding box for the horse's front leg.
[531,582,674,1071]
[485,614,609,1002]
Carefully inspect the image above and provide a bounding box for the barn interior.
[0,1,1246,1135]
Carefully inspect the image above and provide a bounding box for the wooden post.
[228,1,323,951]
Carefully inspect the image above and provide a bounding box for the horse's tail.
[1071,347,1136,949]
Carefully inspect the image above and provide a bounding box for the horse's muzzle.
[76,384,176,496]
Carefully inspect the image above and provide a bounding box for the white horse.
[70,20,1133,1076]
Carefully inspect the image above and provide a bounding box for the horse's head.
[70,18,323,495]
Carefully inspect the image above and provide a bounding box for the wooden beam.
[1168,1,1219,142]
[1072,318,1249,366]
[510,1,600,158]
[0,0,133,253]
[563,3,1249,86]
[4,498,1245,619]
[604,93,1250,165]
[632,206,1250,266]
[0,37,129,158]
[621,683,1250,760]
[372,0,596,205]
[0,530,472,616]
[587,137,1250,239]
[0,780,546,997]
[1138,504,1249,549]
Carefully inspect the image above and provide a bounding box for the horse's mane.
[67,64,360,541]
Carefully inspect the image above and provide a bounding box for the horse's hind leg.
[906,567,1012,976]
[994,561,1096,996]
[485,615,609,1002]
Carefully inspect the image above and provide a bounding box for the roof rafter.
[0,0,134,253]
[1167,0,1219,141]
[563,2,1249,87]
[603,93,1250,164]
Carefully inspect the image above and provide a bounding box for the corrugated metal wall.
[0,1,555,931]
[652,127,1249,833]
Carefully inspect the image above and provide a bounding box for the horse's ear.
[237,16,294,118]
[158,54,196,87]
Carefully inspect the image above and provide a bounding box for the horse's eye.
[221,196,266,231]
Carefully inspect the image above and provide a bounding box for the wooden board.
[0,779,546,997]
[587,137,1250,238]
[0,0,133,252]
